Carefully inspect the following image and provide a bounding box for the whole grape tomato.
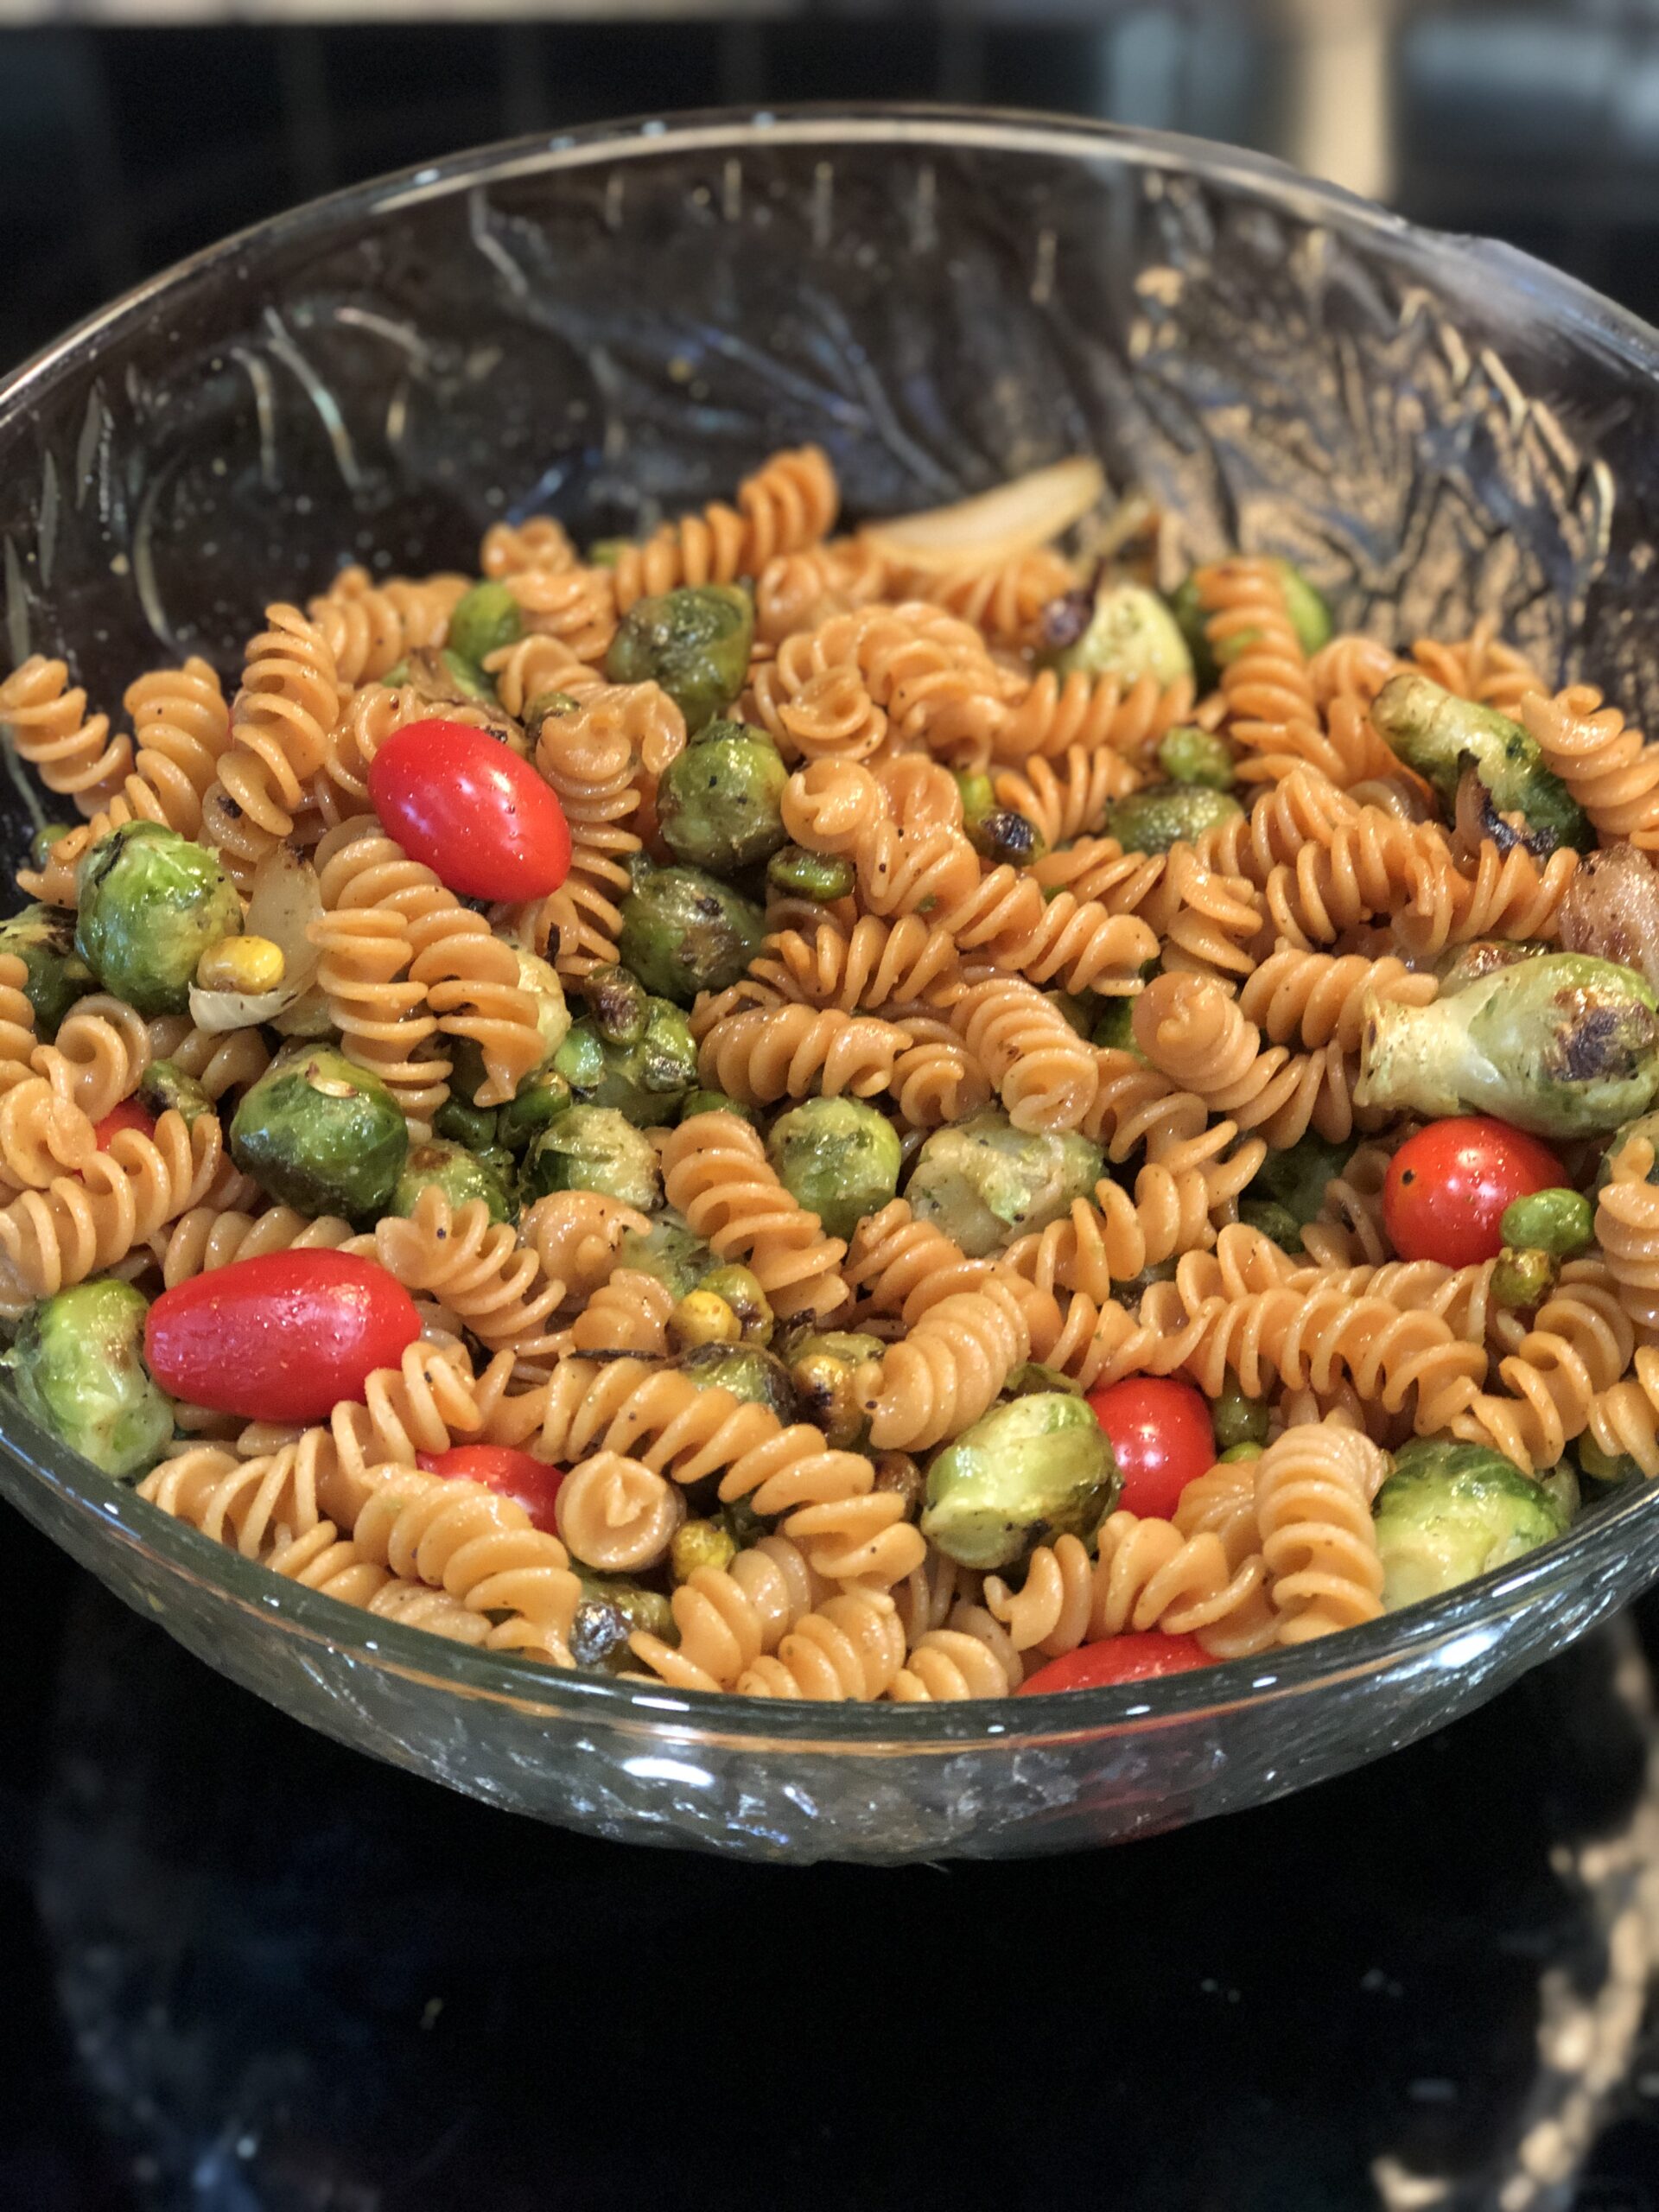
[144,1250,420,1422]
[1018,1634,1212,1694]
[368,718,571,902]
[1382,1116,1566,1268]
[1084,1376,1216,1521]
[417,1443,564,1534]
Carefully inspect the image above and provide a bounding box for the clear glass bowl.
[3,105,1658,1862]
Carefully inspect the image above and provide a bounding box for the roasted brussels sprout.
[1238,1198,1303,1253]
[583,963,649,1046]
[669,1288,741,1351]
[230,1043,409,1222]
[872,1450,927,1519]
[766,1096,902,1242]
[617,864,766,1005]
[0,903,95,1034]
[392,1139,515,1225]
[678,1340,798,1425]
[433,1093,500,1153]
[136,1058,213,1130]
[4,1280,172,1478]
[520,1104,661,1212]
[1169,559,1332,690]
[697,1263,772,1345]
[515,948,572,1069]
[968,808,1046,869]
[1211,1384,1270,1452]
[671,1516,739,1583]
[447,580,523,669]
[1156,725,1236,791]
[787,1327,887,1448]
[1373,1440,1571,1610]
[678,1087,756,1127]
[906,1110,1104,1259]
[920,1391,1120,1571]
[1499,1187,1593,1257]
[1436,938,1550,994]
[954,771,996,827]
[568,1597,632,1669]
[613,1213,713,1300]
[1050,582,1193,687]
[494,1068,572,1153]
[1491,1246,1557,1313]
[605,583,754,734]
[658,720,789,875]
[1249,1131,1352,1230]
[382,647,505,717]
[1560,843,1659,991]
[554,995,697,1126]
[1103,784,1243,856]
[766,845,855,905]
[1370,671,1591,856]
[1357,951,1659,1138]
[75,823,242,1017]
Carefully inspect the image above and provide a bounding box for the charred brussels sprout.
[494,1068,572,1153]
[766,845,855,905]
[954,771,995,827]
[678,1087,756,1127]
[697,1264,772,1345]
[1500,1187,1593,1257]
[392,1140,514,1225]
[1103,784,1243,856]
[1050,583,1193,687]
[554,995,696,1126]
[1370,671,1591,856]
[907,1110,1103,1259]
[447,581,522,668]
[605,584,754,734]
[969,809,1045,868]
[136,1058,213,1130]
[1437,938,1550,994]
[5,1280,172,1478]
[678,1340,798,1425]
[584,963,649,1046]
[658,720,789,875]
[766,1096,902,1241]
[1170,560,1332,690]
[1373,1440,1571,1610]
[75,823,242,1017]
[787,1328,887,1448]
[920,1392,1119,1572]
[1357,951,1659,1138]
[670,1288,741,1350]
[521,1104,660,1213]
[613,1213,713,1300]
[1491,1247,1557,1313]
[618,865,766,1005]
[0,904,95,1034]
[231,1045,409,1222]
[1156,725,1236,791]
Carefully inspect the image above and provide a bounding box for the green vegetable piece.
[583,963,649,1046]
[954,771,995,827]
[1540,1465,1581,1522]
[494,1068,572,1154]
[521,1104,660,1213]
[447,581,523,668]
[392,1139,514,1226]
[1599,1110,1659,1191]
[28,823,73,869]
[1090,999,1139,1052]
[586,540,627,569]
[766,845,855,904]
[568,1597,631,1668]
[1219,1441,1265,1463]
[1169,559,1332,690]
[618,865,766,1005]
[1575,1433,1643,1487]
[390,646,502,710]
[74,823,242,1017]
[515,949,572,1067]
[1212,1385,1270,1452]
[1156,725,1236,791]
[1002,1361,1084,1401]
[1373,1440,1571,1611]
[678,1087,757,1127]
[1357,950,1659,1138]
[5,1279,173,1478]
[697,1263,772,1345]
[1238,1198,1303,1253]
[554,995,697,1126]
[920,1391,1120,1572]
[671,1517,738,1583]
[787,1328,886,1448]
[578,1573,675,1645]
[678,1340,798,1425]
[231,1043,409,1223]
[136,1058,213,1130]
[1370,671,1591,855]
[658,719,789,875]
[605,583,754,734]
[872,1450,927,1518]
[434,1094,500,1153]
[1249,1132,1352,1229]
[1499,1187,1593,1257]
[1491,1246,1558,1312]
[1437,938,1551,995]
[614,1212,713,1300]
[907,1110,1104,1259]
[1052,583,1193,687]
[1103,784,1243,856]
[0,903,96,1035]
[968,809,1045,868]
[766,1096,902,1242]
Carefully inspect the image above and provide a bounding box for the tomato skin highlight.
[417,1444,563,1533]
[367,719,572,901]
[144,1250,421,1421]
[93,1098,156,1147]
[1382,1116,1567,1268]
[1084,1376,1215,1521]
[1018,1634,1211,1694]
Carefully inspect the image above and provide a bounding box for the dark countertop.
[7,1509,1659,2212]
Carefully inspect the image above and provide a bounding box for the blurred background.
[4,0,1657,372]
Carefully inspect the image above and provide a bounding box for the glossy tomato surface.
[1382,1116,1566,1268]
[416,1444,564,1534]
[367,718,571,901]
[1017,1634,1212,1694]
[145,1250,421,1422]
[1084,1376,1215,1521]
[92,1098,156,1147]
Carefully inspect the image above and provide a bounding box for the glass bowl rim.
[3,99,1658,1749]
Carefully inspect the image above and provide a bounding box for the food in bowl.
[0,438,1654,1704]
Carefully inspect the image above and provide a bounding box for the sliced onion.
[188,982,296,1034]
[245,845,323,997]
[860,458,1106,571]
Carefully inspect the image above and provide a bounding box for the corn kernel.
[671,1518,737,1584]
[669,1289,741,1350]
[196,933,285,994]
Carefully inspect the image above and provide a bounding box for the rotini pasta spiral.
[480,515,577,580]
[29,995,150,1124]
[734,1586,906,1701]
[0,1108,222,1299]
[1253,1421,1390,1641]
[200,605,340,880]
[747,916,963,1014]
[0,655,130,810]
[1132,970,1354,1148]
[307,567,468,688]
[627,1535,824,1690]
[1592,1136,1659,1332]
[372,1188,566,1361]
[1522,683,1659,849]
[155,1201,358,1288]
[660,1111,847,1321]
[994,744,1139,848]
[854,1277,1030,1450]
[554,1452,684,1572]
[0,1079,96,1191]
[887,1602,1022,1699]
[608,446,839,613]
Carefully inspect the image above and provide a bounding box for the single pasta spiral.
[627,1535,824,1690]
[0,1109,222,1299]
[505,565,619,664]
[0,655,130,810]
[1252,1421,1390,1642]
[307,567,468,687]
[554,1452,684,1572]
[747,917,964,1014]
[990,666,1194,765]
[1448,1269,1634,1474]
[372,1188,567,1362]
[1593,1136,1659,1332]
[734,1586,906,1701]
[480,515,576,579]
[30,995,151,1124]
[887,1603,1022,1699]
[696,1003,909,1105]
[202,605,340,875]
[1132,970,1353,1148]
[854,1277,1030,1451]
[0,1079,96,1190]
[994,744,1139,848]
[660,1111,847,1321]
[1521,684,1659,849]
[949,974,1100,1132]
[156,1201,357,1288]
[1239,944,1438,1053]
[608,446,839,613]
[569,1269,676,1357]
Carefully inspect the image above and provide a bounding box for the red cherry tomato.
[1084,1376,1215,1520]
[144,1250,421,1422]
[1382,1116,1566,1268]
[1018,1634,1212,1695]
[368,718,571,901]
[417,1444,564,1534]
[93,1098,155,1147]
